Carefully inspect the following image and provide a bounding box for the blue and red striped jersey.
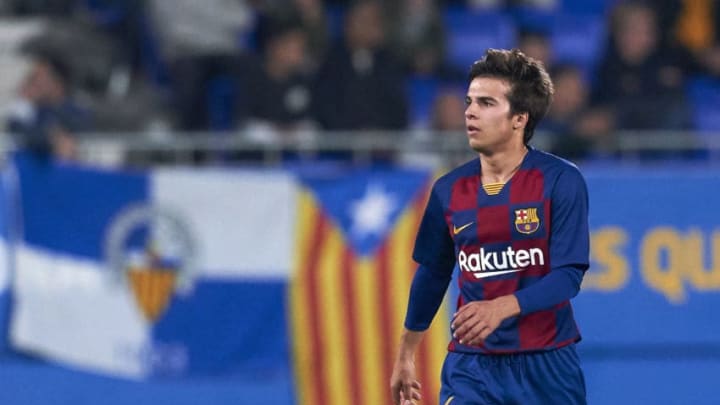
[413,147,590,353]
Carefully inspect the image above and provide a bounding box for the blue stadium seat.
[206,75,238,131]
[138,13,170,88]
[511,7,555,33]
[326,5,346,41]
[686,77,720,132]
[560,0,617,16]
[238,11,258,51]
[443,8,516,70]
[82,0,127,26]
[407,77,468,129]
[406,76,440,129]
[550,14,606,70]
[507,8,606,81]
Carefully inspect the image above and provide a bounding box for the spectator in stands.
[147,0,254,130]
[566,107,616,159]
[6,52,91,161]
[430,88,466,132]
[431,87,472,165]
[517,29,552,71]
[400,87,466,168]
[313,0,408,131]
[240,17,317,142]
[294,0,331,67]
[661,0,720,76]
[592,1,692,130]
[542,65,588,136]
[385,0,458,79]
[542,64,614,159]
[81,0,145,73]
[253,0,330,69]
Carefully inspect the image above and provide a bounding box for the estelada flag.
[291,167,450,405]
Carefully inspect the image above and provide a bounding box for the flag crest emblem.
[105,204,197,323]
[515,208,540,234]
[127,265,178,322]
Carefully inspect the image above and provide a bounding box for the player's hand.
[390,357,422,405]
[452,295,520,346]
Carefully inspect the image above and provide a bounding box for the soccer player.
[390,49,589,405]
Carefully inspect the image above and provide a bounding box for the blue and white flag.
[9,155,296,378]
[0,163,15,353]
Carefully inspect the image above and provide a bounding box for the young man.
[390,49,589,405]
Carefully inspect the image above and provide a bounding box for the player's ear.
[512,112,528,130]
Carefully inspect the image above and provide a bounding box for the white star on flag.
[349,183,397,238]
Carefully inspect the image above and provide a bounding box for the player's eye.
[464,97,471,106]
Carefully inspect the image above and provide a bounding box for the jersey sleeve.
[549,167,590,272]
[405,182,456,331]
[404,264,453,331]
[412,184,456,273]
[514,166,590,315]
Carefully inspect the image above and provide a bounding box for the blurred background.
[0,0,717,404]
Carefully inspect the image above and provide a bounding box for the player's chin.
[467,138,487,153]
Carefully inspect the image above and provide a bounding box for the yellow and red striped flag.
[291,171,450,405]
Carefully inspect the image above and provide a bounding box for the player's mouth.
[466,124,480,135]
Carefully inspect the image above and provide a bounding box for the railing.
[7,129,720,167]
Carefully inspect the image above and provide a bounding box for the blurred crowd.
[0,0,719,163]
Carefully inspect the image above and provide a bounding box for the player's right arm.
[391,329,424,405]
[391,263,453,404]
[391,184,456,404]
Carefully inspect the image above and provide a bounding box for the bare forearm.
[391,329,425,404]
[396,329,425,361]
[493,294,521,319]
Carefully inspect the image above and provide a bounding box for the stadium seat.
[138,13,170,88]
[550,14,606,72]
[510,8,606,81]
[81,0,127,26]
[206,75,238,131]
[443,7,517,70]
[511,7,556,33]
[686,77,720,132]
[406,76,440,129]
[326,5,346,41]
[407,76,468,130]
[238,12,258,51]
[560,0,617,16]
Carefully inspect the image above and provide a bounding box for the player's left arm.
[453,168,589,345]
[513,167,589,314]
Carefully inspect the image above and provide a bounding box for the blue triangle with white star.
[300,166,431,257]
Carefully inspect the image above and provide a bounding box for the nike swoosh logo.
[473,269,524,279]
[453,222,473,235]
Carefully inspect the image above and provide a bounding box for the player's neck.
[479,144,528,184]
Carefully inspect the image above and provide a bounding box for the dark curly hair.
[468,48,554,144]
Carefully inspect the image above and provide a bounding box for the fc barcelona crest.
[514,208,540,234]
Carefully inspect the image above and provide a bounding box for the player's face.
[464,77,519,154]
